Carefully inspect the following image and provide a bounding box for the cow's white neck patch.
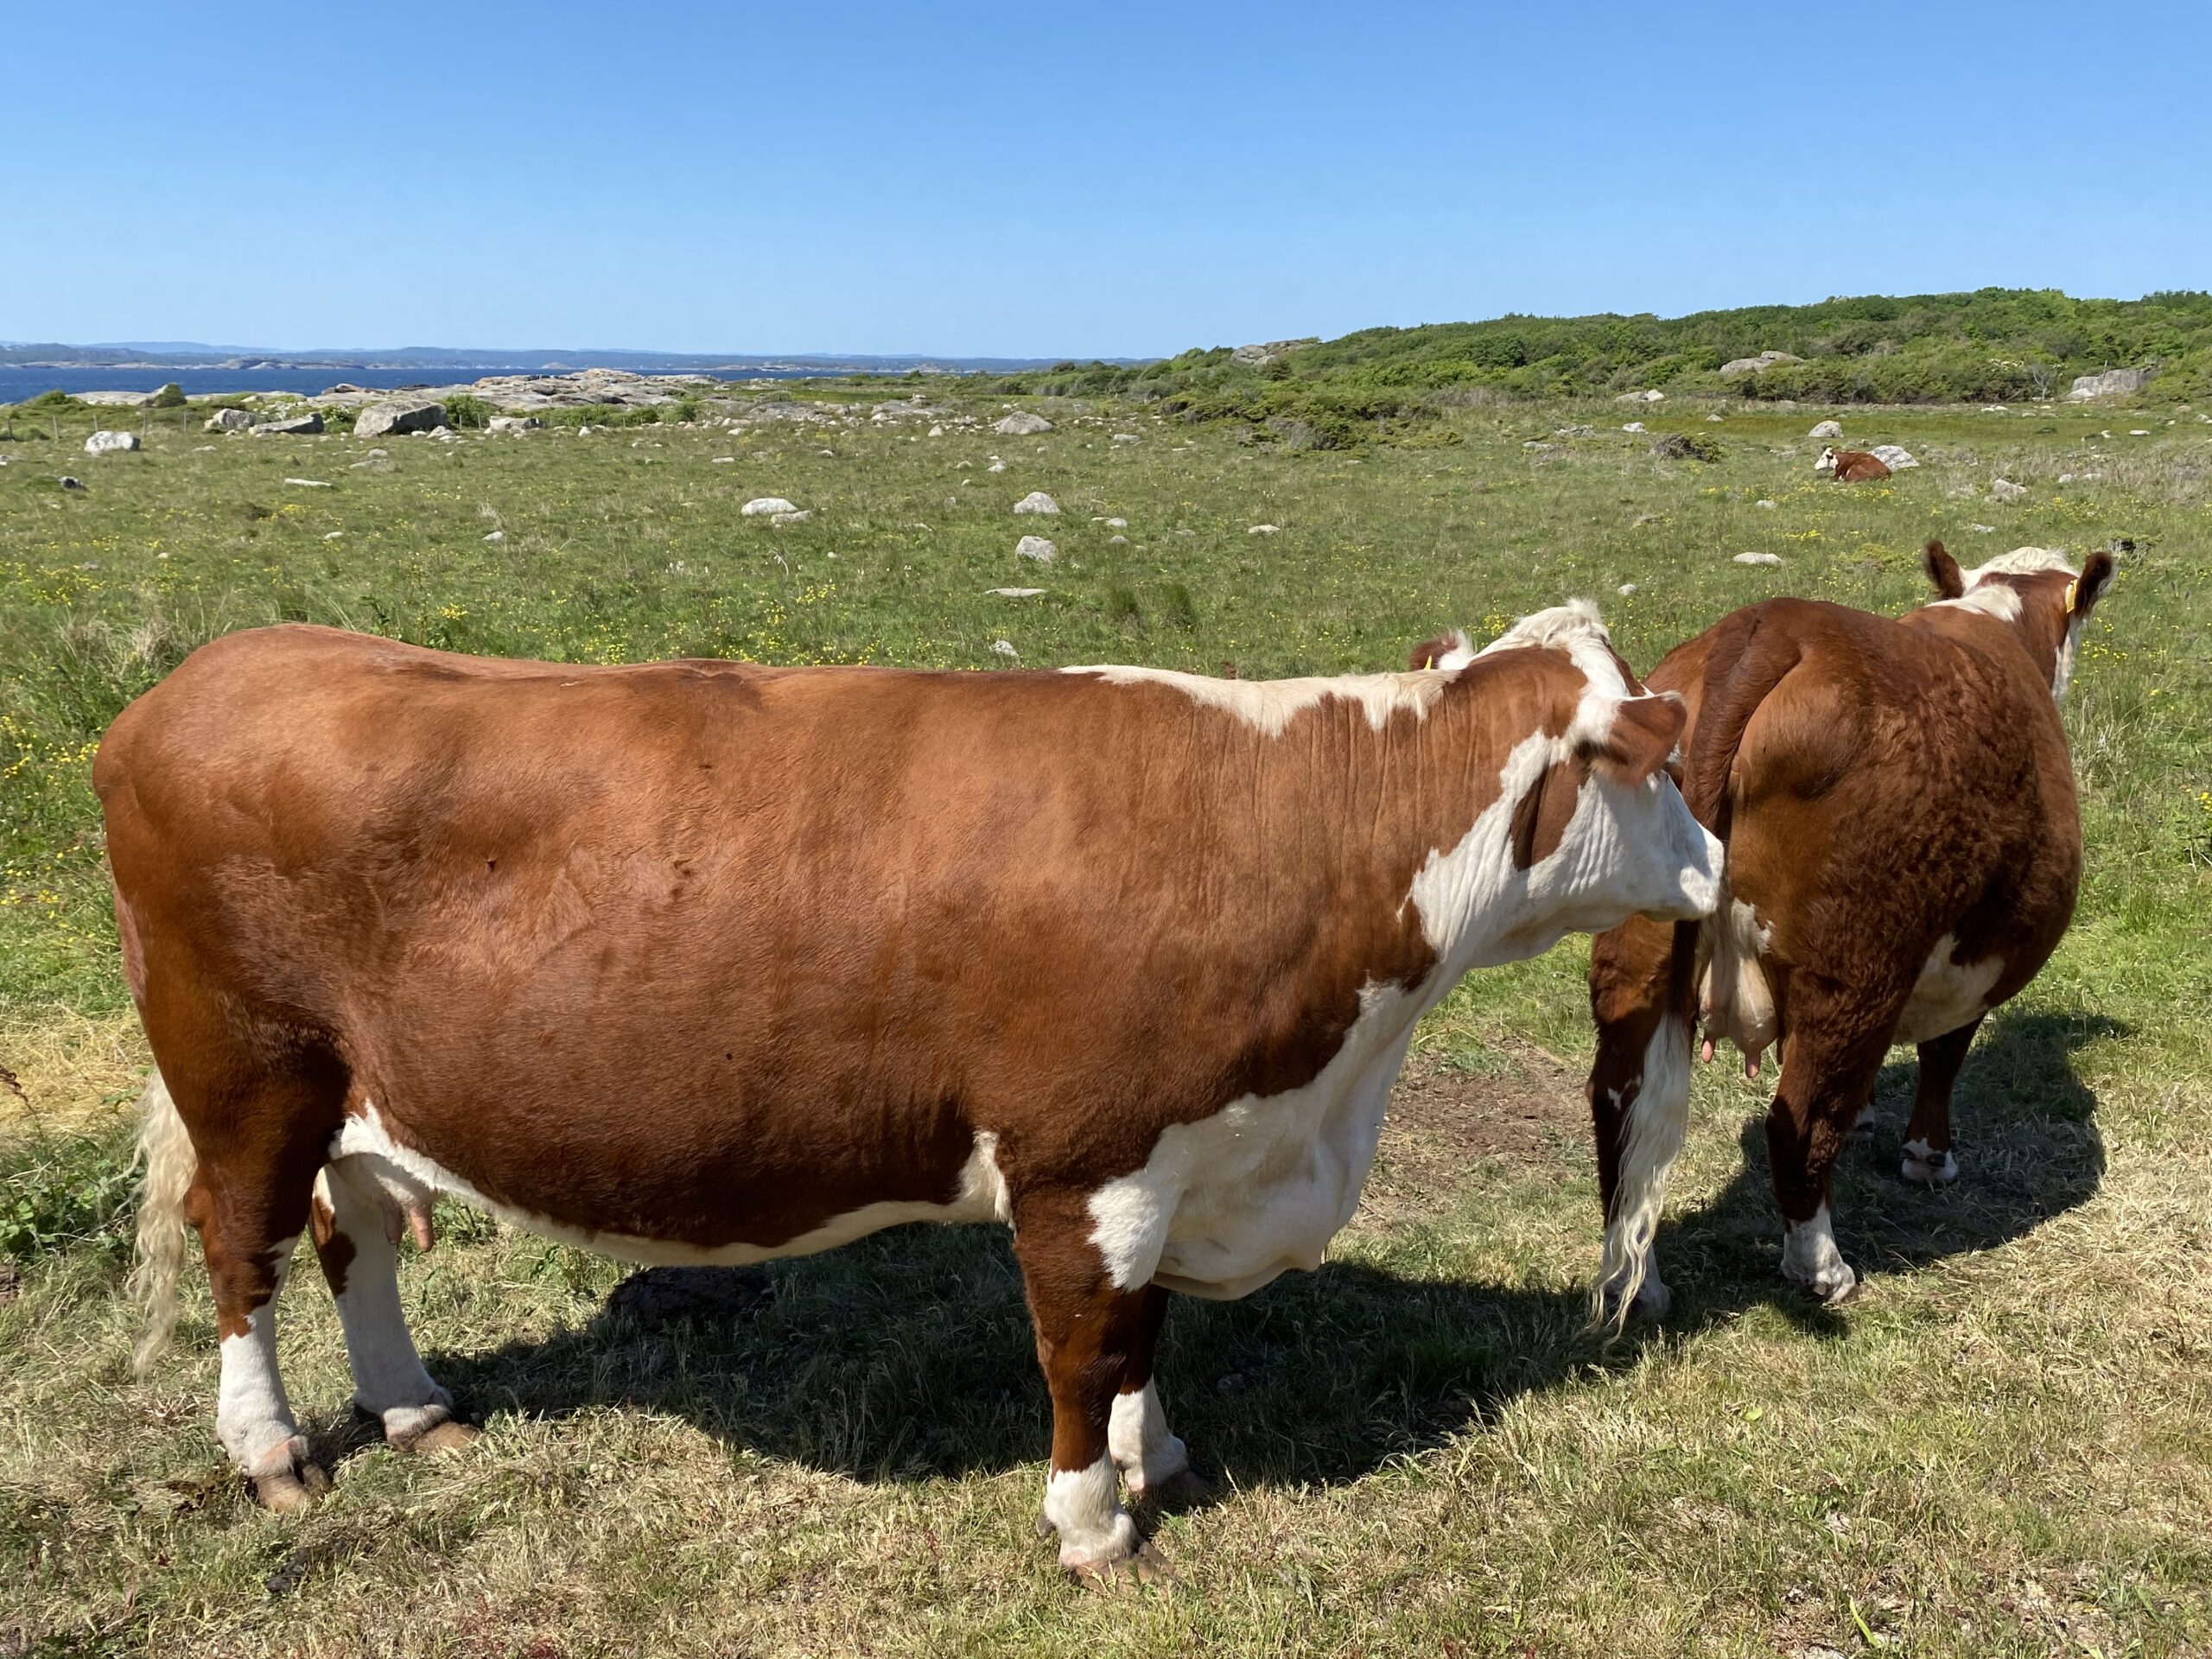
[1963,547,2073,582]
[329,1105,1013,1267]
[1063,664,1446,737]
[1933,584,2024,623]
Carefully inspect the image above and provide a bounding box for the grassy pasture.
[2,391,2209,1656]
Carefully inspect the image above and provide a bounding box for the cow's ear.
[1923,539,1965,600]
[1590,692,1686,785]
[2070,550,2116,620]
[1408,628,1472,671]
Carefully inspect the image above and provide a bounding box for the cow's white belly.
[1894,933,2004,1046]
[1086,982,1422,1302]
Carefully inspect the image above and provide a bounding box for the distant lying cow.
[1815,445,1891,482]
[1583,543,2113,1314]
[102,609,1719,1580]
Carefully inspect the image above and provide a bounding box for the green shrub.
[442,394,493,429]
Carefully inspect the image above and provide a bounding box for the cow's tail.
[1596,923,1699,1327]
[126,1068,196,1376]
[1599,613,1802,1326]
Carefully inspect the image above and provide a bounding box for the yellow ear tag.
[1423,654,1435,671]
[2063,578,2080,611]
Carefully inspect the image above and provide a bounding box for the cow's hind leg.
[1764,976,1896,1305]
[1109,1283,1198,1504]
[1013,1193,1167,1586]
[1901,1017,1980,1186]
[182,1071,343,1510]
[311,1161,475,1453]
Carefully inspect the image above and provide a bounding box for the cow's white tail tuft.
[125,1069,197,1376]
[1594,1013,1692,1326]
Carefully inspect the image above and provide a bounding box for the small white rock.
[1755,499,1777,509]
[1617,582,1638,595]
[1991,478,2027,501]
[1809,420,1843,439]
[990,639,1020,658]
[483,531,505,543]
[85,429,140,455]
[1112,433,1139,442]
[1016,535,1058,563]
[987,460,1007,473]
[988,588,1045,598]
[741,497,799,516]
[711,456,736,464]
[1014,491,1060,515]
[1104,517,1128,527]
[1248,524,1279,535]
[283,477,332,488]
[1734,551,1783,566]
[1622,422,1646,433]
[1970,523,1996,533]
[1108,534,1128,544]
[772,510,812,526]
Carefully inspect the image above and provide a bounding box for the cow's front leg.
[1013,1193,1169,1587]
[1109,1283,1198,1504]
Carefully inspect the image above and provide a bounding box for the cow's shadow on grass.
[418,1009,2113,1497]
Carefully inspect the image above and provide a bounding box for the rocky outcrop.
[1720,351,1803,377]
[84,429,140,454]
[354,402,446,439]
[2065,366,2152,401]
[993,410,1053,435]
[252,413,324,435]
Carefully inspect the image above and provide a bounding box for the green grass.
[3,389,2209,1656]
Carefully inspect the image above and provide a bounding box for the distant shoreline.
[0,364,889,403]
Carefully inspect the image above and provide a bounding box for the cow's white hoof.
[1900,1140,1959,1186]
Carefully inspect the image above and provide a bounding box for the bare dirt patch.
[1358,1039,1588,1227]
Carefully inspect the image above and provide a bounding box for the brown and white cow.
[1581,543,2113,1318]
[1815,446,1893,482]
[103,606,1719,1579]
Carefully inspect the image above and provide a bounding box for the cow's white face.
[1815,446,1840,474]
[1567,739,1725,930]
[1416,605,1722,967]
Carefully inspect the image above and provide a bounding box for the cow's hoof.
[1849,1105,1877,1139]
[1899,1142,1959,1186]
[1784,1261,1859,1306]
[396,1419,480,1455]
[1071,1538,1175,1593]
[251,1458,330,1514]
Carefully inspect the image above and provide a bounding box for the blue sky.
[9,3,2209,358]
